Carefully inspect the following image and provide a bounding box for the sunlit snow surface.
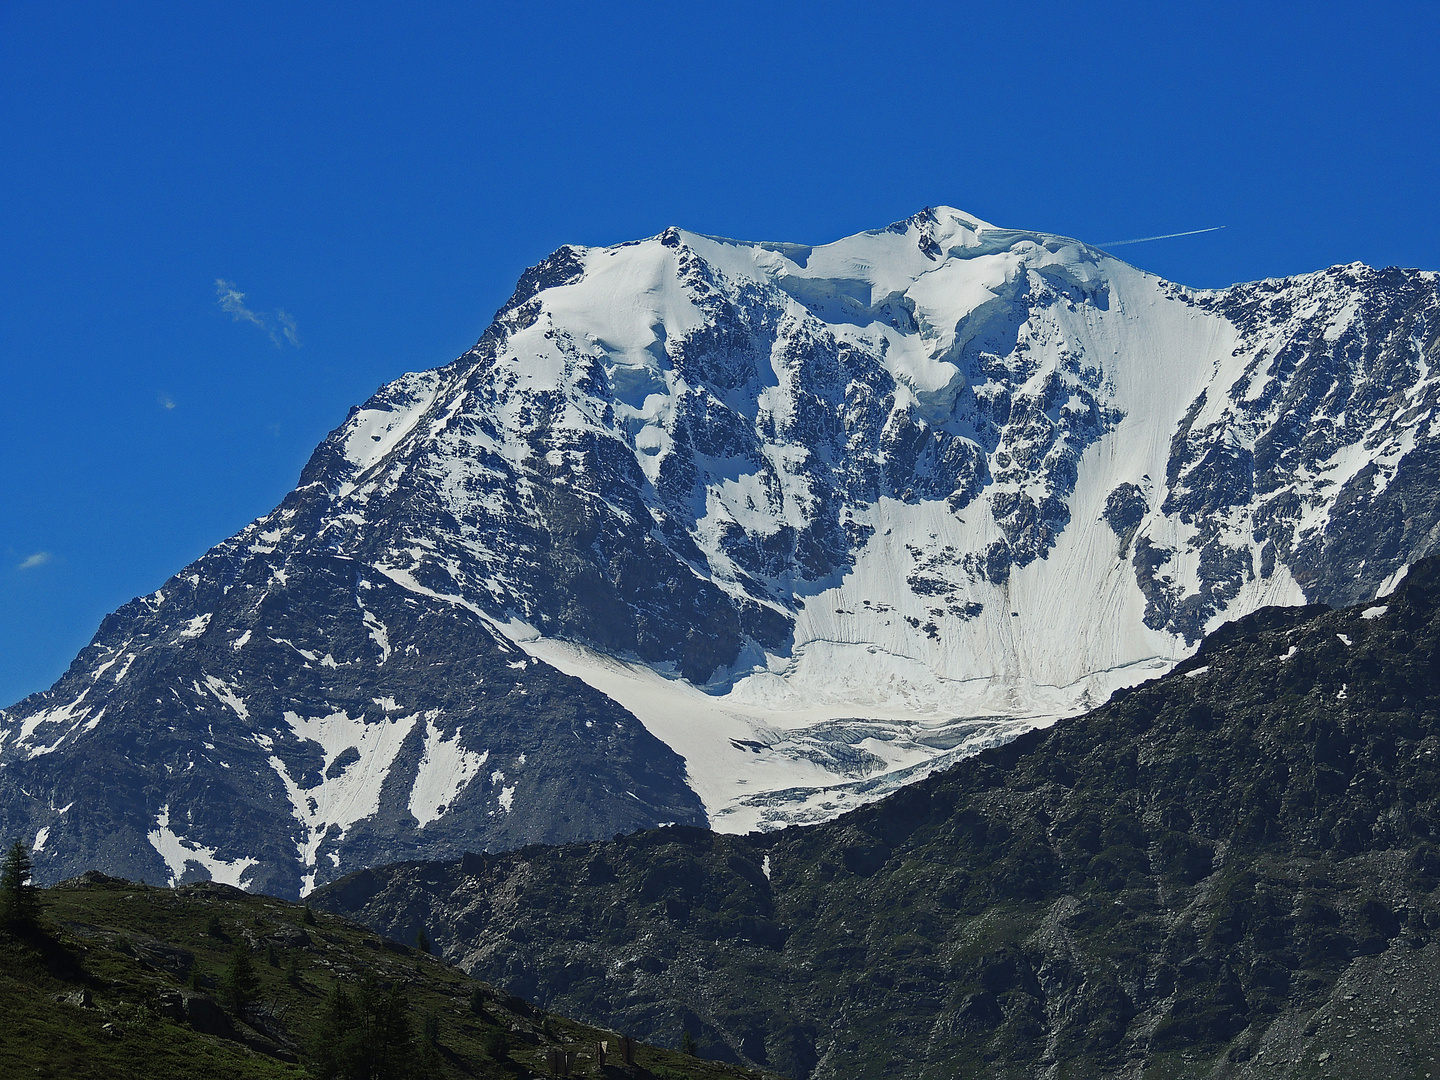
[507,628,1044,832]
[409,716,489,827]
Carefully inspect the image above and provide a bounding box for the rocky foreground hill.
[316,558,1440,1079]
[4,207,1440,893]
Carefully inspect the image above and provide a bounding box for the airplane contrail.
[1097,225,1226,248]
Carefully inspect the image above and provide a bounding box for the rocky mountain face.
[0,552,703,898]
[3,207,1440,888]
[315,556,1440,1080]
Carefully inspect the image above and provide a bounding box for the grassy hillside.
[1,872,783,1080]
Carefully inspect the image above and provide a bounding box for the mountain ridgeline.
[316,558,1440,1079]
[4,207,1440,891]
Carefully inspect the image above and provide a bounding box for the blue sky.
[2,0,1438,706]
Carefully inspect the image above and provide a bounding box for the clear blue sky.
[3,0,1438,707]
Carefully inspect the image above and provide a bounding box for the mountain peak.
[4,208,1439,893]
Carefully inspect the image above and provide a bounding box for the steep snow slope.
[4,208,1439,888]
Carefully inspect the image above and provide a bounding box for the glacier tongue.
[5,206,1440,876]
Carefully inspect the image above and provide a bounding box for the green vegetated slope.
[317,559,1440,1080]
[0,874,782,1080]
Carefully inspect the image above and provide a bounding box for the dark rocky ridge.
[318,559,1440,1079]
[0,550,703,898]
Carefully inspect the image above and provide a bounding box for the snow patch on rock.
[148,805,258,888]
[408,715,488,827]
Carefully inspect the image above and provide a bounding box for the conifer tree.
[480,1025,508,1061]
[308,983,358,1080]
[218,943,261,1015]
[415,1010,443,1079]
[307,977,413,1080]
[0,839,41,931]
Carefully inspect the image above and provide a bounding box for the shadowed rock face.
[5,209,1440,885]
[0,550,704,897]
[1151,264,1440,639]
[317,559,1440,1080]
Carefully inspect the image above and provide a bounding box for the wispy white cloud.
[215,279,301,348]
[159,393,176,410]
[277,309,301,348]
[18,552,52,570]
[216,279,266,328]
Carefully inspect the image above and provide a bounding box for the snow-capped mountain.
[3,207,1438,894]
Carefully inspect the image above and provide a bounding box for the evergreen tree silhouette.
[306,977,413,1080]
[0,840,41,931]
[218,944,261,1015]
